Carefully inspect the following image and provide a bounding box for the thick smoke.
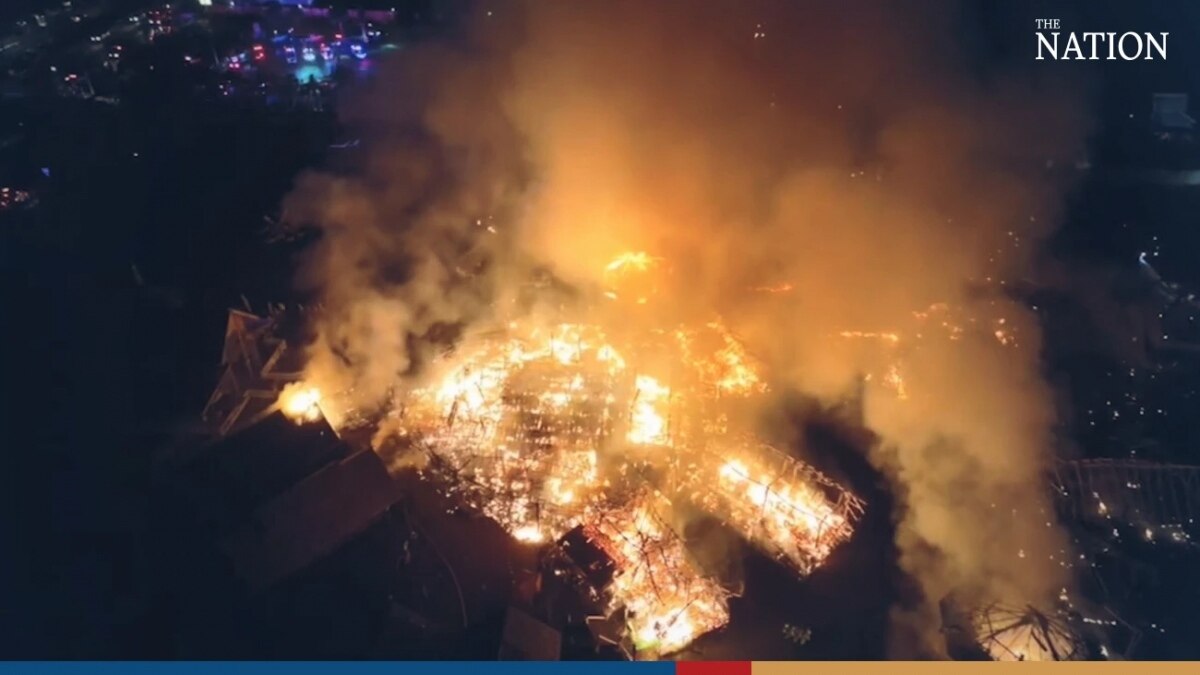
[284,0,1089,656]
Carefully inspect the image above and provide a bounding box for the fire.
[695,447,862,575]
[311,256,862,656]
[628,375,671,445]
[278,383,323,424]
[585,492,731,657]
[605,251,660,274]
[883,362,908,400]
[750,282,795,294]
[403,323,624,543]
[839,304,1019,404]
[706,321,768,395]
[512,524,547,544]
[371,315,861,654]
[838,330,901,344]
[674,322,767,396]
[603,251,667,306]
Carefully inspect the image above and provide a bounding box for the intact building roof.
[178,411,349,527]
[498,606,562,661]
[222,449,400,592]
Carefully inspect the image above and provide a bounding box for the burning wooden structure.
[365,319,864,655]
[580,490,731,659]
[241,252,867,656]
[681,444,863,577]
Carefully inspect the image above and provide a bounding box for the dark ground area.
[1,10,338,645]
[5,0,1200,661]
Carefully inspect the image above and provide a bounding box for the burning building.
[272,259,865,656]
[685,445,863,578]
[579,490,732,659]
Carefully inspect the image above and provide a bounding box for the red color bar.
[676,662,752,675]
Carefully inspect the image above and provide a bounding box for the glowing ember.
[750,282,795,294]
[838,330,901,344]
[278,383,324,424]
[993,319,1017,347]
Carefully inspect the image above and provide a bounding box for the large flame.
[585,492,731,657]
[627,375,671,446]
[292,250,866,654]
[278,383,324,424]
[315,256,864,655]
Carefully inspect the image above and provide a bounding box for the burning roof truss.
[203,309,305,436]
[581,490,731,659]
[679,443,864,576]
[381,320,863,654]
